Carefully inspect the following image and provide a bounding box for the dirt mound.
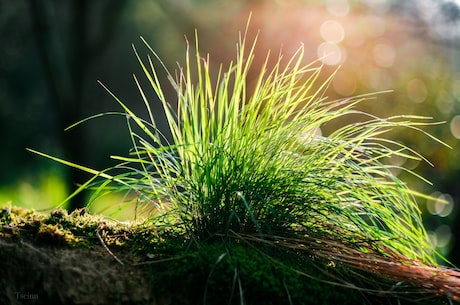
[0,239,161,305]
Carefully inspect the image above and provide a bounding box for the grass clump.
[28,25,459,303]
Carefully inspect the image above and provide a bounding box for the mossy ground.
[0,206,451,305]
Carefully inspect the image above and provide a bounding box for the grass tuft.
[28,25,457,302]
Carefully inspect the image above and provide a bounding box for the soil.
[0,239,158,305]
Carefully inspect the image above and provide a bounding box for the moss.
[0,205,159,251]
[36,223,83,247]
[145,241,442,305]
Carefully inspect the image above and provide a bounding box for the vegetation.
[24,26,460,304]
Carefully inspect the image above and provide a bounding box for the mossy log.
[0,207,456,305]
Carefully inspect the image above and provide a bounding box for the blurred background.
[1,0,459,264]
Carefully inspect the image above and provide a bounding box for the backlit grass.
[28,24,456,302]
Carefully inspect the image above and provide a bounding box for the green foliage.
[0,170,68,211]
[96,31,439,259]
[148,241,368,305]
[28,26,451,302]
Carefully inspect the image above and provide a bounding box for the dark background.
[1,0,460,264]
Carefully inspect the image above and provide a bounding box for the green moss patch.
[0,206,158,251]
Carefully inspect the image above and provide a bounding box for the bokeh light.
[326,0,350,17]
[427,192,455,218]
[320,20,345,43]
[407,79,428,104]
[450,115,460,139]
[317,42,345,65]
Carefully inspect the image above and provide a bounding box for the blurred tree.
[28,0,128,210]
